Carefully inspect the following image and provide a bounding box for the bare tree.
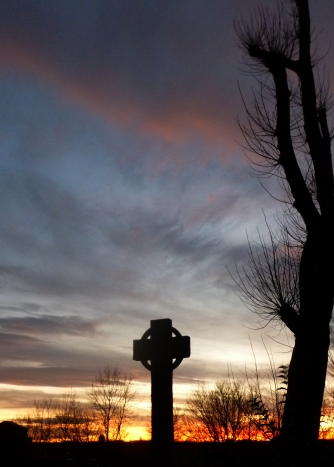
[172,410,211,442]
[74,405,98,442]
[87,365,136,441]
[185,360,288,442]
[28,398,55,443]
[186,383,220,442]
[54,390,78,442]
[16,394,97,443]
[235,0,334,442]
[186,379,250,442]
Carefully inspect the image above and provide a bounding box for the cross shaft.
[133,318,190,464]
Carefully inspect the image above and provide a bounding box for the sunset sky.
[0,0,333,438]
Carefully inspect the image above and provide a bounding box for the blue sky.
[0,0,333,422]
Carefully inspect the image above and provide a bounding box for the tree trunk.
[281,223,334,442]
[281,321,330,442]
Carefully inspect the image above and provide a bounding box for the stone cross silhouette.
[133,318,190,461]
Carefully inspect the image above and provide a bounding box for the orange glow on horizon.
[126,425,151,441]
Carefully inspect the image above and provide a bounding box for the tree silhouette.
[235,0,334,442]
[186,380,249,442]
[87,365,136,441]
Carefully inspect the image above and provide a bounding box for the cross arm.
[133,335,191,361]
[133,339,151,361]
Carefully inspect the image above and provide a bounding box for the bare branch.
[230,218,300,334]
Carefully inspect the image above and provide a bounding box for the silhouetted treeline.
[15,365,136,443]
[15,360,334,443]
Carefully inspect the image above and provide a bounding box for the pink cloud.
[0,37,240,154]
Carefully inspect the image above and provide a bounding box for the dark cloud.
[0,330,84,364]
[0,327,132,386]
[0,366,95,387]
[0,388,58,410]
[0,331,41,351]
[0,314,99,337]
[0,305,24,313]
[21,303,42,312]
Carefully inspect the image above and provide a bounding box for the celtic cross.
[133,318,190,463]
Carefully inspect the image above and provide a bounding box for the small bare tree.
[186,378,249,442]
[172,411,211,442]
[54,390,78,442]
[29,398,55,443]
[87,365,136,441]
[16,394,97,442]
[73,404,98,442]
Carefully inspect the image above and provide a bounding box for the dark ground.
[3,440,334,467]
